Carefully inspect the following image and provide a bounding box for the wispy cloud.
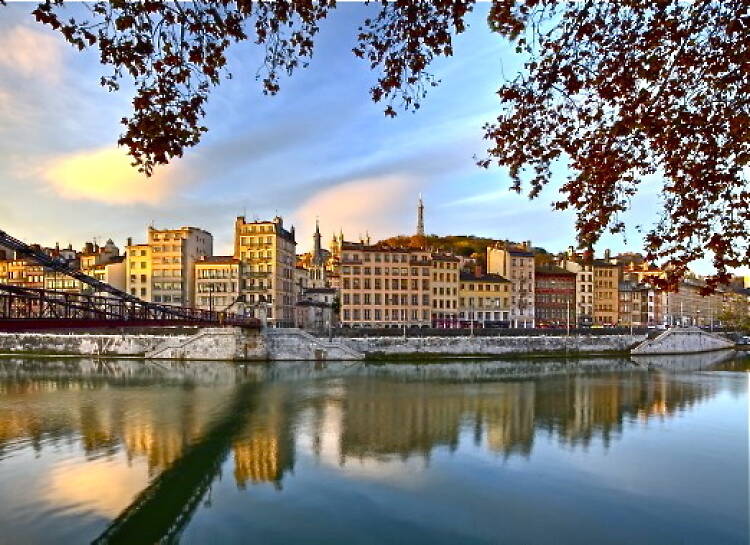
[0,25,63,83]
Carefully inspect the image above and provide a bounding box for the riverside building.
[126,226,213,307]
[234,216,296,327]
[338,242,432,328]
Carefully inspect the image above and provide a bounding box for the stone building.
[486,242,535,327]
[234,216,296,327]
[534,265,577,327]
[294,287,338,331]
[458,271,511,326]
[338,242,431,328]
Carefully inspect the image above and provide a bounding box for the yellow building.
[234,216,297,327]
[593,259,621,325]
[338,242,431,328]
[126,226,213,307]
[486,242,535,327]
[458,271,511,325]
[194,256,241,312]
[430,254,460,327]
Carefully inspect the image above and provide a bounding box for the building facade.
[126,226,213,307]
[593,260,621,326]
[338,242,431,328]
[534,265,577,327]
[486,242,535,327]
[194,256,241,312]
[430,254,460,327]
[558,251,594,326]
[234,216,296,327]
[458,272,511,326]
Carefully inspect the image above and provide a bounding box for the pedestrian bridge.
[0,229,259,331]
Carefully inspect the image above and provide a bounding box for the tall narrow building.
[234,216,296,327]
[416,194,425,236]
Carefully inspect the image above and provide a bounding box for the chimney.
[567,245,574,257]
[126,237,133,247]
[85,242,94,254]
[525,240,532,250]
[474,264,484,277]
[604,248,611,260]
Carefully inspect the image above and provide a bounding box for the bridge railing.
[0,285,258,328]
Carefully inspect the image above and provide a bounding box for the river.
[0,353,747,544]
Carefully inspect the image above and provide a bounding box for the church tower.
[416,194,425,236]
[313,218,323,265]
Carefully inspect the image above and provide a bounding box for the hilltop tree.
[4,0,750,290]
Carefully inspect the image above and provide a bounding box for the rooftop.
[460,271,510,283]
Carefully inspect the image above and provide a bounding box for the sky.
[0,2,703,270]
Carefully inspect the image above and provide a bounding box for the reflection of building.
[482,382,535,456]
[233,432,291,488]
[232,387,295,488]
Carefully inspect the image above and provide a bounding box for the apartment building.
[486,242,535,327]
[338,242,431,328]
[430,254,460,327]
[593,259,621,325]
[534,265,576,327]
[126,226,213,306]
[558,250,594,326]
[1,258,46,289]
[234,216,296,327]
[458,271,511,325]
[125,243,152,300]
[194,256,241,312]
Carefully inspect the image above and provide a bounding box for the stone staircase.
[631,327,735,355]
[264,329,365,361]
[145,328,267,360]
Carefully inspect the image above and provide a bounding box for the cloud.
[0,25,63,83]
[294,175,421,251]
[39,147,176,205]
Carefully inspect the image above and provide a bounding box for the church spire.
[416,193,425,236]
[313,217,322,264]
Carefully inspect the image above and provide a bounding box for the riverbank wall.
[0,328,647,361]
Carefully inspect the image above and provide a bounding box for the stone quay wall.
[4,329,731,361]
[345,334,646,360]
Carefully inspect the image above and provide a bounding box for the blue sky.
[0,2,688,268]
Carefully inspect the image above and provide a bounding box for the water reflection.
[0,353,745,544]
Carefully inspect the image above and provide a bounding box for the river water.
[0,353,747,545]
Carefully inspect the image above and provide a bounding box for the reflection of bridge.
[92,381,260,545]
[0,229,258,330]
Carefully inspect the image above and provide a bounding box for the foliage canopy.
[3,0,749,289]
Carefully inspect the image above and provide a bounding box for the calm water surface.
[0,354,747,545]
